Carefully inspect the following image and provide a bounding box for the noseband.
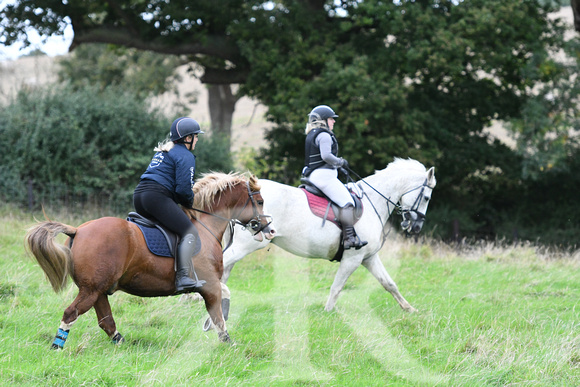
[399,178,433,233]
[232,181,272,235]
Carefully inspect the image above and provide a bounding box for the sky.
[0,0,74,61]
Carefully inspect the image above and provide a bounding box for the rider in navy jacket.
[134,117,206,294]
[140,141,196,208]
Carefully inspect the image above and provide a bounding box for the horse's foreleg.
[51,290,99,349]
[202,287,231,343]
[325,256,363,312]
[221,263,234,284]
[94,294,124,344]
[362,253,417,312]
[202,283,231,332]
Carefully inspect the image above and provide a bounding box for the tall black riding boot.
[175,234,206,294]
[340,204,368,250]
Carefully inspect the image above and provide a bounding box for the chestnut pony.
[25,172,273,348]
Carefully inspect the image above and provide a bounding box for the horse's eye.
[258,200,264,206]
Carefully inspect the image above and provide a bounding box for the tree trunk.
[207,84,239,146]
[573,0,580,32]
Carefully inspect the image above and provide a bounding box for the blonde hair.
[305,117,328,134]
[154,138,174,152]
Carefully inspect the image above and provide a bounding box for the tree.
[58,43,184,99]
[573,0,580,31]
[232,0,578,240]
[0,0,260,143]
[2,1,577,242]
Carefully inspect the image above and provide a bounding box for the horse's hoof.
[112,332,124,344]
[218,331,231,343]
[203,317,214,332]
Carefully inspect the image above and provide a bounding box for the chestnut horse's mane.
[188,172,260,215]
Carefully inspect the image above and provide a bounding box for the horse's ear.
[427,167,436,185]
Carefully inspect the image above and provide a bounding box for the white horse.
[220,158,436,312]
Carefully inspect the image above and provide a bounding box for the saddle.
[126,212,201,258]
[299,177,363,227]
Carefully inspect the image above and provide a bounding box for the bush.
[0,84,233,211]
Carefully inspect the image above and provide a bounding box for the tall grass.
[1,205,578,386]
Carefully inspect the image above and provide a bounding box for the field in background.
[0,55,271,152]
[1,206,578,386]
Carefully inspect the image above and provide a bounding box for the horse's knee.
[62,307,79,325]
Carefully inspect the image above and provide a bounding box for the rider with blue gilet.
[302,105,368,250]
[133,117,206,294]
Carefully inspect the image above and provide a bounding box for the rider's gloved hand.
[340,158,349,169]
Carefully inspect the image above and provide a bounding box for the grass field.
[1,206,578,386]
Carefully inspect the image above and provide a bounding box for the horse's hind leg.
[51,290,99,349]
[94,294,124,344]
[362,253,417,312]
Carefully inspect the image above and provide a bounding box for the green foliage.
[0,84,164,208]
[58,44,183,98]
[194,133,234,174]
[0,84,233,210]
[506,34,580,179]
[236,0,579,244]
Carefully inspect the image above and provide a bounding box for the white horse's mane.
[377,157,426,177]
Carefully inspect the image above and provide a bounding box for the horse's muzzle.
[248,214,275,241]
[259,223,276,241]
[401,211,425,235]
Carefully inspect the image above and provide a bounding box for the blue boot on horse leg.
[51,322,72,350]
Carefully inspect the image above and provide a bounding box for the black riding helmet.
[308,105,338,128]
[170,117,204,143]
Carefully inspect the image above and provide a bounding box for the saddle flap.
[299,181,364,222]
[127,212,178,257]
[127,212,202,258]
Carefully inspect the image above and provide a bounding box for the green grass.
[1,205,578,386]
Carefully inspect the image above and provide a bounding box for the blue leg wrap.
[51,328,69,350]
[112,332,124,344]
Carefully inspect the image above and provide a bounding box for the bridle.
[399,178,433,232]
[233,181,272,235]
[191,181,272,251]
[344,166,433,244]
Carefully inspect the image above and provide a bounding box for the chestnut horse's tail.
[25,221,77,293]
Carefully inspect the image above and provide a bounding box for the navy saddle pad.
[127,212,178,257]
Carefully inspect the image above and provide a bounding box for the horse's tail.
[25,221,77,293]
